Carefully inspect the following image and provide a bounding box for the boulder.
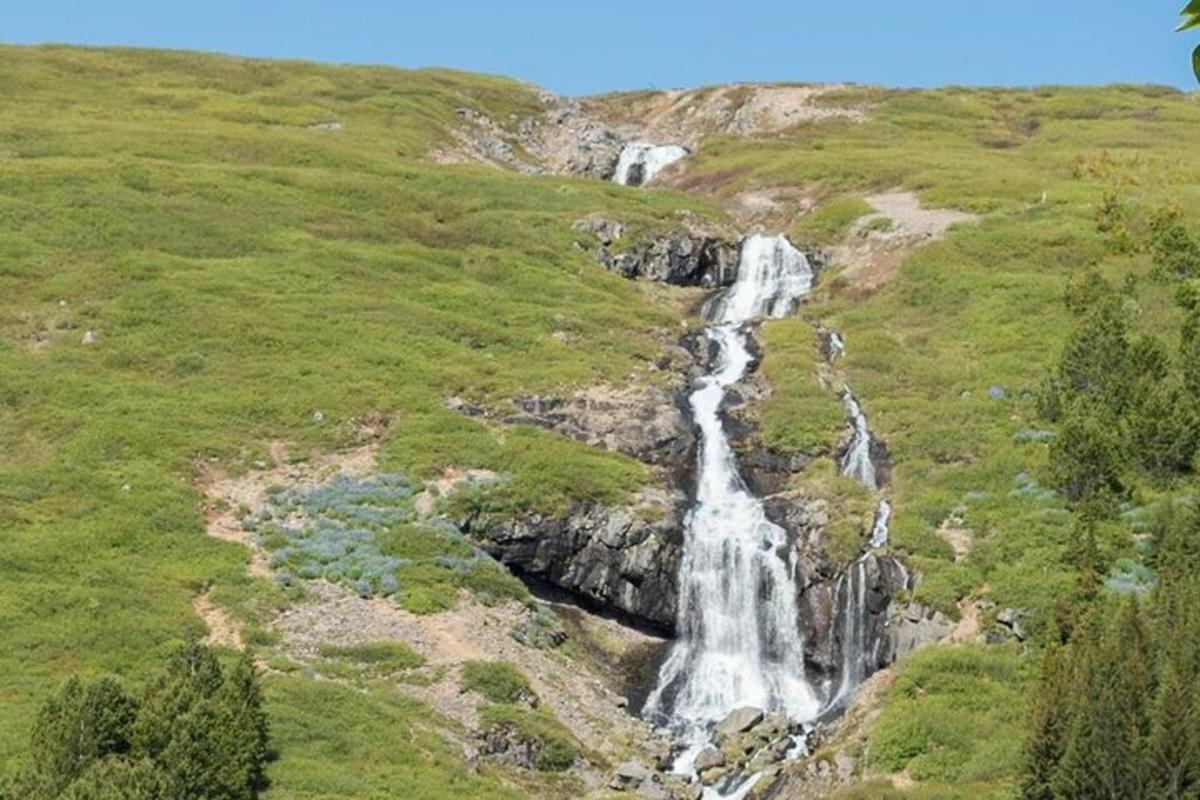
[471,499,684,630]
[717,706,765,737]
[611,760,652,790]
[693,747,725,771]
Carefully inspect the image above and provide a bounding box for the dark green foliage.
[1047,397,1126,504]
[1021,643,1069,800]
[1148,207,1200,280]
[1043,242,1200,500]
[9,642,269,800]
[1025,532,1200,799]
[19,677,137,798]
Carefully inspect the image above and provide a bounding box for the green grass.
[264,677,533,799]
[460,661,536,705]
[0,44,717,788]
[866,646,1030,798]
[317,641,426,672]
[477,704,579,773]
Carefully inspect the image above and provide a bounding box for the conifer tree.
[1145,655,1197,799]
[1022,642,1070,800]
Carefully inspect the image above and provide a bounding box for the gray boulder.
[717,706,764,737]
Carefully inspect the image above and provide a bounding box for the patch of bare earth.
[723,186,817,229]
[196,440,669,767]
[198,441,379,580]
[588,84,869,147]
[274,580,665,760]
[830,191,979,297]
[193,591,244,650]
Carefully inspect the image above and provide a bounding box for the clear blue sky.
[5,1,1196,95]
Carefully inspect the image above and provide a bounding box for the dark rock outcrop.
[470,496,684,631]
[573,220,741,288]
[799,552,910,683]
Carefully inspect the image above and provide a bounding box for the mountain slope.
[2,44,1199,800]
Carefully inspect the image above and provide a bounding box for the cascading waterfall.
[826,337,898,713]
[838,392,877,490]
[613,142,689,186]
[644,235,821,755]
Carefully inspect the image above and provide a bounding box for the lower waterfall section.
[643,235,822,791]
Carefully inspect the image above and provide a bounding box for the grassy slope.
[0,45,716,796]
[4,45,1199,799]
[678,84,1200,796]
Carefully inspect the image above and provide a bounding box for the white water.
[645,234,821,755]
[613,142,689,186]
[828,331,846,361]
[838,393,877,490]
[869,499,892,548]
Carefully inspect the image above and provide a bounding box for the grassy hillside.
[0,45,715,797]
[3,43,1198,800]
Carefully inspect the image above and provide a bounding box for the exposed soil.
[830,191,979,298]
[587,84,869,148]
[193,590,244,650]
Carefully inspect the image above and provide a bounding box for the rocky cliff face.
[470,493,684,631]
[574,217,742,288]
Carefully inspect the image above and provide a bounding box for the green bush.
[460,661,535,705]
[477,704,577,772]
[7,641,269,800]
[317,641,425,672]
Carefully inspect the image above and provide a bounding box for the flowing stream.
[643,235,822,784]
[826,339,899,713]
[613,142,689,186]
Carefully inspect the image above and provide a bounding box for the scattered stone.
[694,747,725,771]
[996,607,1029,640]
[717,706,764,737]
[120,484,131,493]
[81,330,96,345]
[835,753,856,782]
[311,410,324,422]
[988,385,1007,400]
[611,760,652,790]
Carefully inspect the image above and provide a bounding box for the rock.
[835,753,856,782]
[582,228,742,288]
[894,601,955,656]
[471,497,683,630]
[478,724,541,770]
[572,216,624,246]
[996,607,1029,641]
[611,760,652,790]
[502,385,695,466]
[693,747,725,771]
[717,707,764,737]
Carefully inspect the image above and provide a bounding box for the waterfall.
[644,234,820,751]
[869,499,892,548]
[838,392,877,490]
[613,142,689,186]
